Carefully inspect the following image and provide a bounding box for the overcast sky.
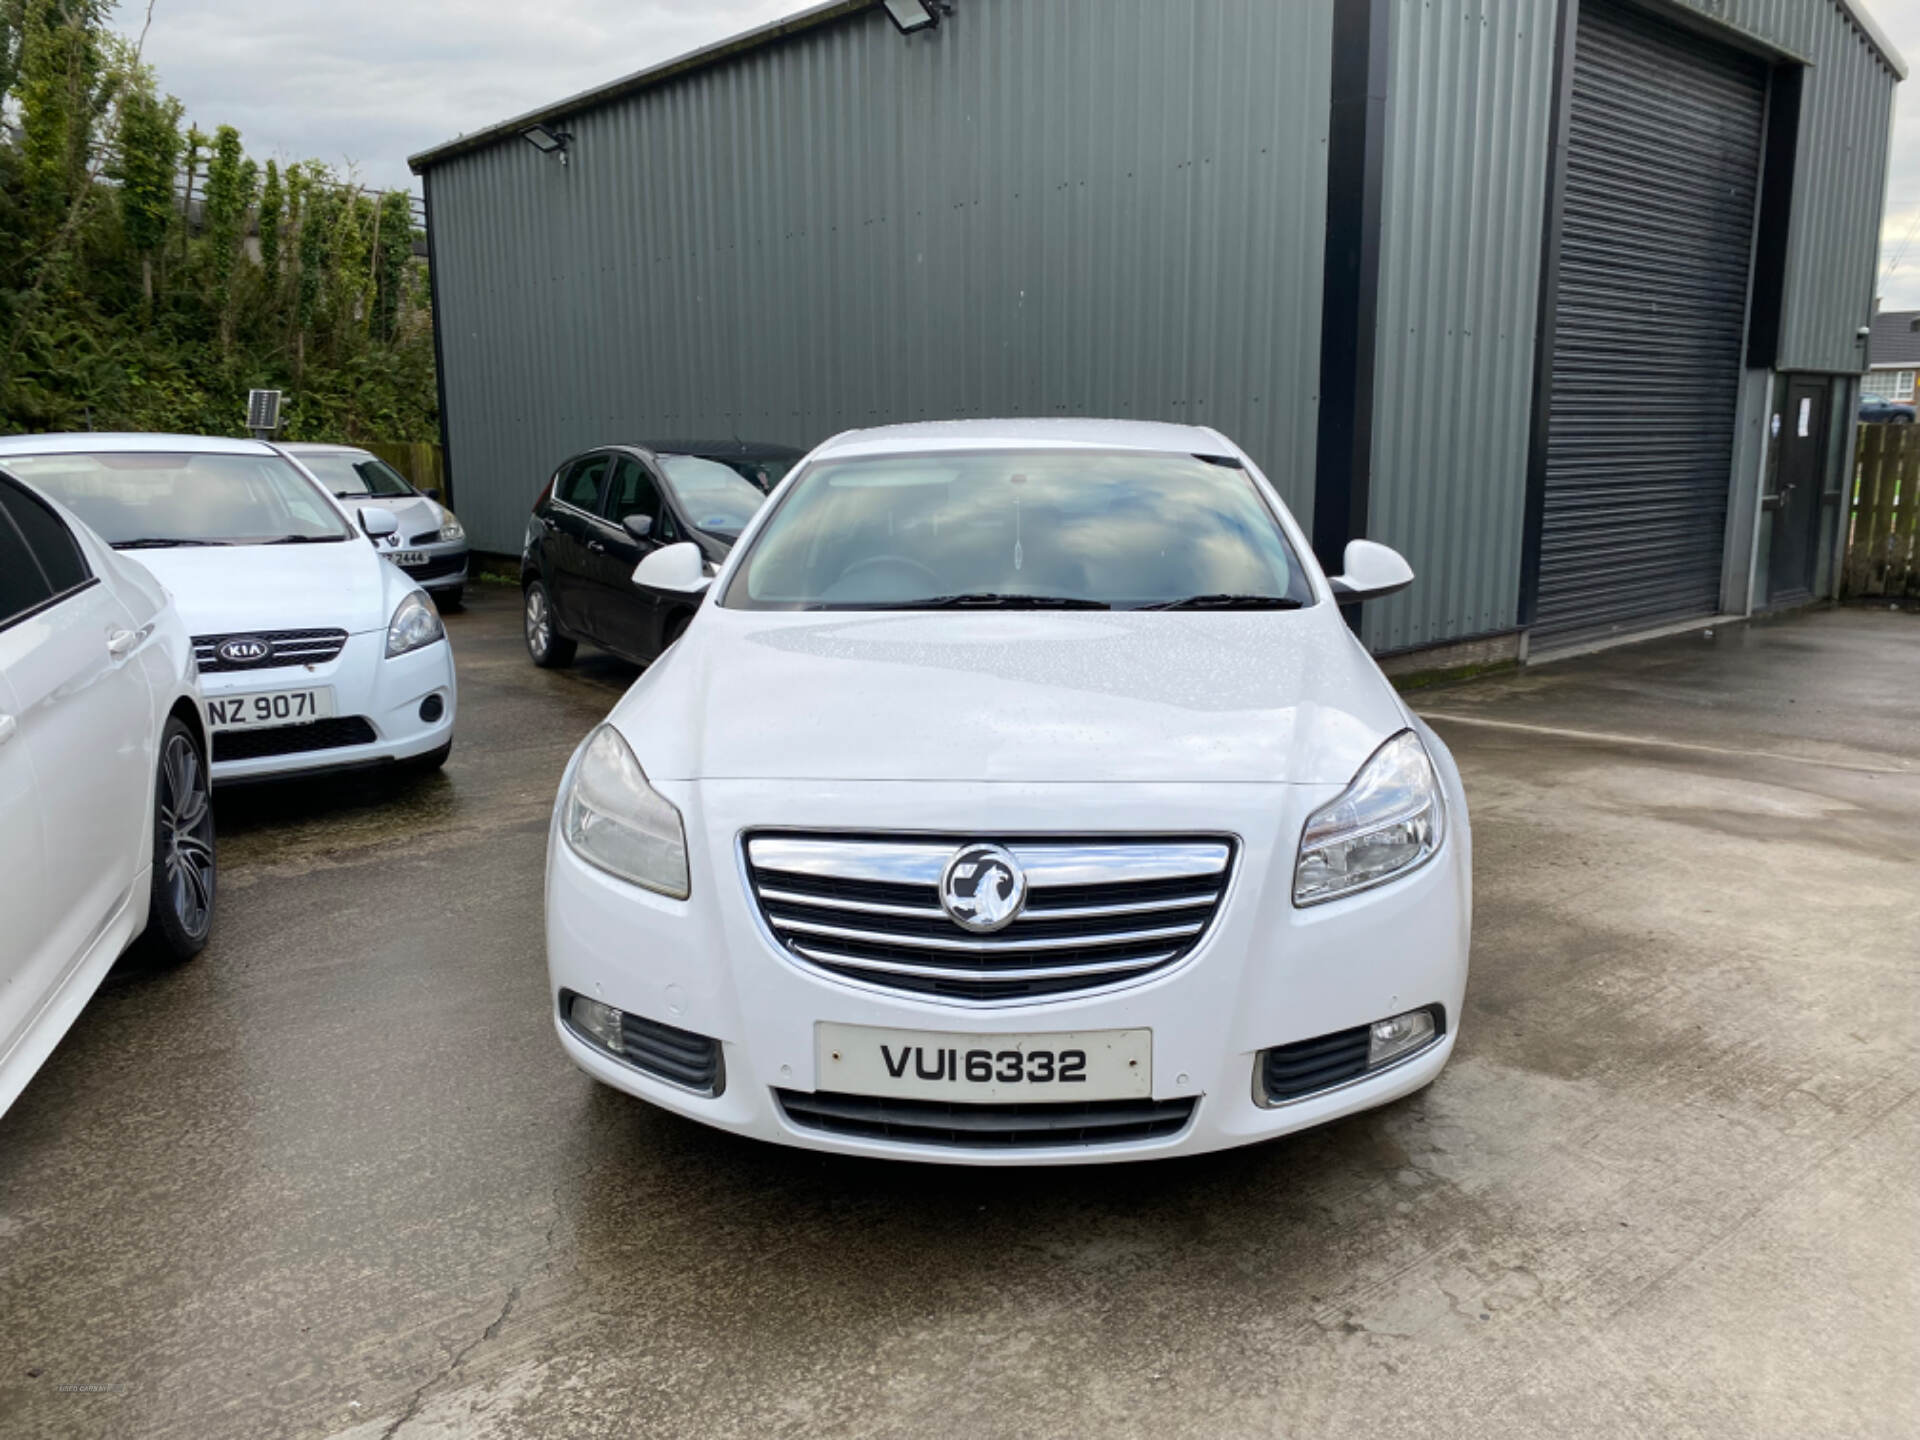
[115,0,1920,305]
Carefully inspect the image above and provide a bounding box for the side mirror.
[359,506,399,539]
[633,540,709,593]
[422,487,442,503]
[1328,539,1414,602]
[621,513,654,544]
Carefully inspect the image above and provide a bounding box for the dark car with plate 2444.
[520,441,799,669]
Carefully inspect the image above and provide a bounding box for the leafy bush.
[0,1,437,441]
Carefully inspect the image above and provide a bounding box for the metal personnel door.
[1533,0,1768,644]
[1763,376,1830,605]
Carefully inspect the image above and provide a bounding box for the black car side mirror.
[621,513,654,544]
[422,487,442,502]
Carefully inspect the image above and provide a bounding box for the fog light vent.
[419,693,445,723]
[568,993,624,1052]
[560,990,724,1096]
[1369,1008,1437,1067]
[1258,1005,1446,1106]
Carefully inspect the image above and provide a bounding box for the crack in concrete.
[377,1195,564,1439]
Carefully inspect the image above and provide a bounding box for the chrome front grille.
[744,834,1234,1002]
[192,628,349,673]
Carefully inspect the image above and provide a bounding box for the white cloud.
[1871,0,1920,309]
[111,0,796,194]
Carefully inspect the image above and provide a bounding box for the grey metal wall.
[1664,0,1898,373]
[1359,0,1894,652]
[1362,0,1556,653]
[425,0,1336,558]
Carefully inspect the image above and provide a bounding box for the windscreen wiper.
[112,538,221,549]
[1137,594,1306,611]
[913,593,1111,610]
[256,533,342,544]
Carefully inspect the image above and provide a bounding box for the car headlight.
[438,515,465,543]
[1293,730,1444,906]
[561,725,690,898]
[386,590,445,657]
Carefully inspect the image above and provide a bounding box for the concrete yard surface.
[1,592,1915,1438]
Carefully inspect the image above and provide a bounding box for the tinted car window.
[298,452,414,498]
[719,457,794,493]
[724,449,1315,611]
[603,457,663,528]
[558,455,610,510]
[659,454,766,540]
[0,478,91,594]
[0,482,58,626]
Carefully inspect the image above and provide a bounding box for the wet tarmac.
[2,588,1915,1438]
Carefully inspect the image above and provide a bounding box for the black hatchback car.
[520,441,799,668]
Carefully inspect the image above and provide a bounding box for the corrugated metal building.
[411,0,1902,661]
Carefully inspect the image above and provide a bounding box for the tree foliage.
[0,4,436,441]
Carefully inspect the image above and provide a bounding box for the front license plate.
[388,549,428,568]
[206,687,335,731]
[816,1022,1151,1102]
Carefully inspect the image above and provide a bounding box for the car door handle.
[586,540,607,554]
[0,714,15,747]
[107,624,150,658]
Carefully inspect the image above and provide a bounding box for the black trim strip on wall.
[1745,62,1802,370]
[1515,0,1581,632]
[422,170,456,511]
[1312,0,1391,606]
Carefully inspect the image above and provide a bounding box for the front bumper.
[545,770,1471,1165]
[384,539,469,594]
[201,631,457,783]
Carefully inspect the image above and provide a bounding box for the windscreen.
[658,454,767,539]
[722,450,1315,611]
[720,456,794,493]
[296,452,415,499]
[6,452,354,547]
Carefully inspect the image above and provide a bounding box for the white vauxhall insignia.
[0,434,457,785]
[546,419,1470,1164]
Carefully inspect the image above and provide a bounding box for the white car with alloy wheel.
[1,471,214,1118]
[0,435,456,785]
[545,419,1471,1164]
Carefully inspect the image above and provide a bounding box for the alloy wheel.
[159,733,215,937]
[527,586,551,658]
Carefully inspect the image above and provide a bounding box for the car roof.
[278,442,373,456]
[629,439,804,461]
[0,431,280,457]
[809,417,1237,461]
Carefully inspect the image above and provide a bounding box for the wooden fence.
[1846,424,1920,599]
[365,441,449,506]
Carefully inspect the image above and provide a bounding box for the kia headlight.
[561,725,690,898]
[438,515,465,543]
[1293,730,1444,906]
[386,591,445,657]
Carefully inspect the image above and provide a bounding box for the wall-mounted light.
[883,0,942,34]
[522,123,573,167]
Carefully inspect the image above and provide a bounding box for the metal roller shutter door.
[1534,0,1766,643]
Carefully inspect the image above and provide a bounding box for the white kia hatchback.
[1,472,213,1118]
[545,419,1471,1164]
[0,435,456,785]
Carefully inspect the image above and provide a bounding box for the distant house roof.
[1868,311,1920,368]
